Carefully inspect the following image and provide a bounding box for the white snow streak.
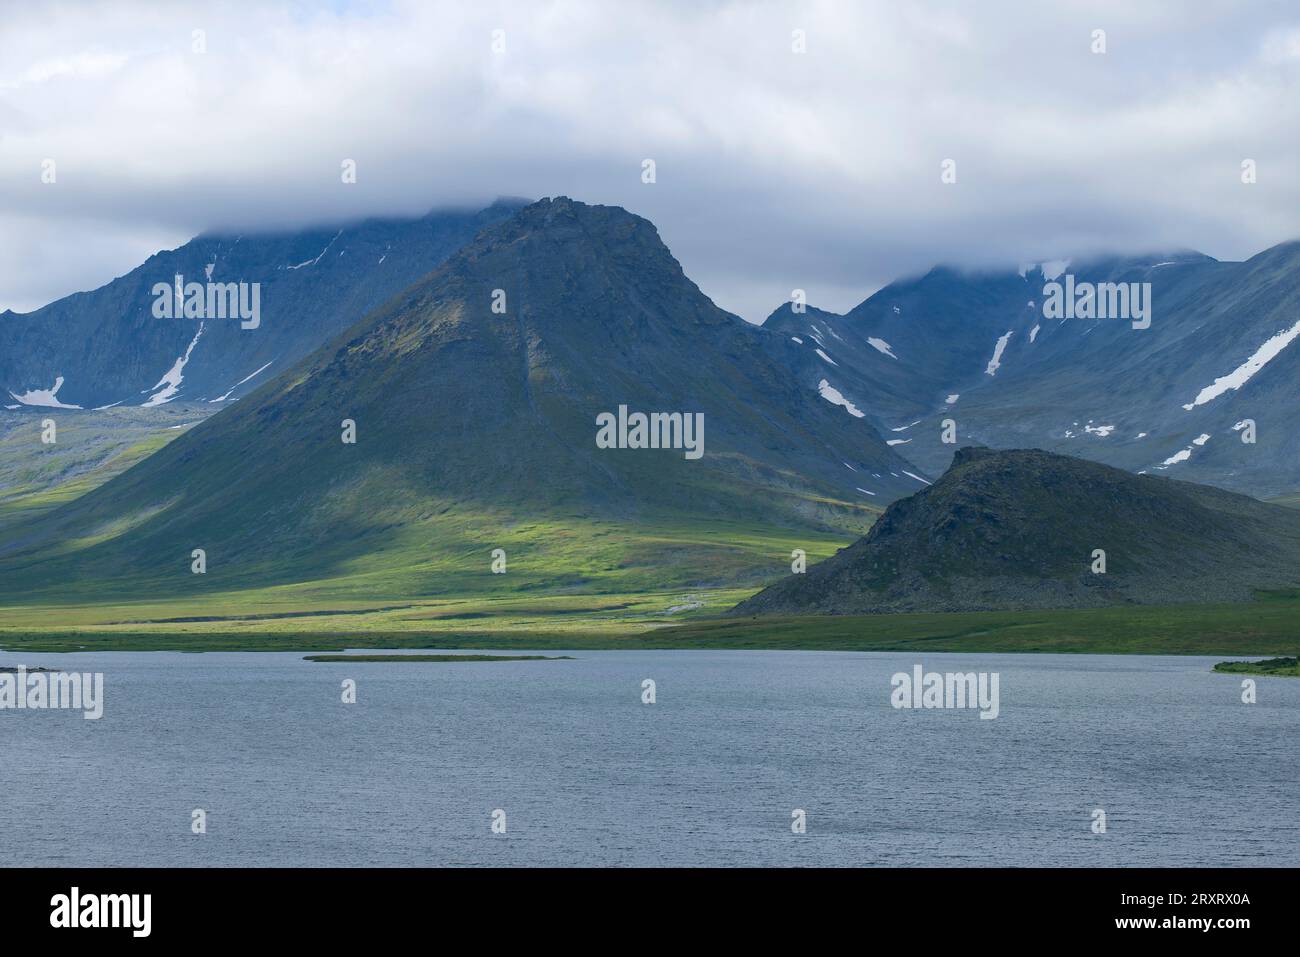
[209,360,273,403]
[1158,448,1192,467]
[142,323,205,407]
[817,379,864,417]
[867,337,897,359]
[815,348,838,367]
[286,230,343,270]
[985,331,1013,376]
[1181,318,1300,410]
[8,375,82,409]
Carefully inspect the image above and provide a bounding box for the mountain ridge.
[0,198,529,411]
[731,446,1300,615]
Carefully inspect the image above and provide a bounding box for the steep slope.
[764,263,1079,433]
[0,199,525,410]
[0,198,921,597]
[898,244,1300,498]
[766,245,1300,499]
[731,447,1300,615]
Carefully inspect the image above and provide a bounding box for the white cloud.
[1,0,1298,321]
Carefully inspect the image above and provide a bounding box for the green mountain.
[0,198,921,600]
[731,447,1300,615]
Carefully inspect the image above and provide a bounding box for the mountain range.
[768,247,1300,498]
[1,196,1298,612]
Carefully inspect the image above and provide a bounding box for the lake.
[2,649,1295,867]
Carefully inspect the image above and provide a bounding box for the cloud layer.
[2,0,1298,320]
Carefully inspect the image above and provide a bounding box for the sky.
[1,0,1298,321]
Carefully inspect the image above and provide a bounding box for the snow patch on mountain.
[1157,448,1193,468]
[210,360,274,403]
[867,337,897,359]
[1156,438,1210,469]
[815,348,838,367]
[286,230,343,270]
[985,331,1013,375]
[1181,318,1300,410]
[817,379,864,417]
[8,376,82,409]
[142,323,205,407]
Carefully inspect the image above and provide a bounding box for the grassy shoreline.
[1212,656,1300,677]
[2,600,1300,655]
[3,578,1296,656]
[302,653,573,662]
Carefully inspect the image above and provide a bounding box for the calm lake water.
[2,650,1295,867]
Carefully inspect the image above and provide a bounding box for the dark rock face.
[732,447,1300,615]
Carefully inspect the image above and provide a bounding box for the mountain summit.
[731,447,1300,615]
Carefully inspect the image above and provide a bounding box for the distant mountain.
[0,198,923,595]
[0,199,526,411]
[764,246,1300,499]
[731,447,1300,615]
[765,263,1062,429]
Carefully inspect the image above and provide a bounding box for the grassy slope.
[2,411,1296,657]
[2,471,1296,657]
[0,407,203,533]
[3,579,1298,655]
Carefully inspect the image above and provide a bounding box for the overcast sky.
[2,0,1298,321]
